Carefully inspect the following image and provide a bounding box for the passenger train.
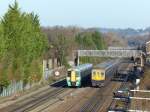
[91,60,120,87]
[66,64,93,87]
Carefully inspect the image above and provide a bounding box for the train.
[91,60,120,87]
[66,63,93,87]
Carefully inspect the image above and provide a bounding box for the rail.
[0,80,67,112]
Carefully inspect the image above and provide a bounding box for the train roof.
[68,63,93,72]
[93,59,119,70]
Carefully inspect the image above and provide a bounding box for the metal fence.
[0,65,66,97]
[44,66,66,80]
[0,81,23,97]
[0,81,42,97]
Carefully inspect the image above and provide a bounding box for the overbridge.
[78,50,143,58]
[76,49,146,67]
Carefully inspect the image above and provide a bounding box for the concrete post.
[77,55,79,66]
[54,58,57,68]
[140,56,144,67]
[43,60,47,80]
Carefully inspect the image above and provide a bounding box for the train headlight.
[66,77,70,80]
[67,82,71,86]
[76,81,81,86]
[76,77,81,81]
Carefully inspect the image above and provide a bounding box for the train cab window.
[101,72,104,77]
[93,71,96,76]
[68,71,71,77]
[76,72,79,77]
[97,72,100,75]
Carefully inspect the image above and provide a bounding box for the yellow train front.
[91,60,120,87]
[92,68,105,87]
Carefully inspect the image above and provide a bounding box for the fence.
[0,81,23,97]
[44,66,66,80]
[0,65,66,97]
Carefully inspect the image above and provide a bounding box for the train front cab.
[66,69,81,87]
[91,69,105,87]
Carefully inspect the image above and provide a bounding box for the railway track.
[79,61,133,112]
[108,61,138,112]
[62,87,97,112]
[79,82,113,112]
[13,88,66,112]
[0,60,137,112]
[80,89,104,112]
[34,88,78,112]
[0,80,68,112]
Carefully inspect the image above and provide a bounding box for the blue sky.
[0,0,150,29]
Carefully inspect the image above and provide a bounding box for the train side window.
[68,71,71,77]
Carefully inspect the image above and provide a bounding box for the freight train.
[91,60,120,87]
[66,64,93,87]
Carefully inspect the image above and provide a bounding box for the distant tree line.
[42,27,107,66]
[75,31,106,50]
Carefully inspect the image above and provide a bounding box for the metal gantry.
[78,50,142,58]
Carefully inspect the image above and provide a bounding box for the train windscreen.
[101,72,104,76]
[68,71,71,77]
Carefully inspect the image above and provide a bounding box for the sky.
[0,0,150,29]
